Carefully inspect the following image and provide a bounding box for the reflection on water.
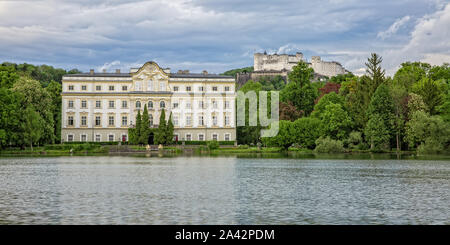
[0,156,449,224]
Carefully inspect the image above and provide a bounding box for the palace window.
[199,86,204,92]
[225,86,230,91]
[95,116,101,126]
[68,100,74,109]
[212,100,218,109]
[135,81,142,91]
[185,134,192,141]
[186,86,191,92]
[185,102,191,109]
[67,134,74,142]
[173,115,179,126]
[108,134,114,142]
[122,116,127,126]
[159,82,165,91]
[148,101,153,109]
[198,115,204,126]
[173,86,179,91]
[173,102,179,109]
[96,100,101,108]
[212,86,218,91]
[122,100,128,108]
[82,85,87,91]
[109,100,115,108]
[81,116,87,126]
[198,101,205,109]
[136,101,141,108]
[96,85,101,91]
[225,134,230,141]
[186,116,192,126]
[68,116,74,126]
[160,101,165,109]
[81,100,87,108]
[224,101,230,109]
[81,134,87,142]
[109,85,115,91]
[225,116,230,126]
[212,116,218,126]
[122,85,128,91]
[198,134,204,141]
[95,134,101,142]
[68,85,74,91]
[147,80,153,91]
[212,134,218,141]
[108,116,115,126]
[149,114,153,126]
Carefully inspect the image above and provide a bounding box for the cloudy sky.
[0,0,449,75]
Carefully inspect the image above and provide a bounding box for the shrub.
[314,137,345,153]
[347,131,363,149]
[206,141,219,150]
[417,138,445,154]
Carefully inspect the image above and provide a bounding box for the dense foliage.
[238,55,450,153]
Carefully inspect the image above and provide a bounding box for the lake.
[0,156,449,224]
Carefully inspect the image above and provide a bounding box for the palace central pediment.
[131,61,169,92]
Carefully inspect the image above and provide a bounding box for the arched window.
[149,114,153,126]
[160,101,165,108]
[148,101,153,109]
[136,101,141,108]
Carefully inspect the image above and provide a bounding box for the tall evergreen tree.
[166,112,174,144]
[155,109,166,145]
[365,53,386,97]
[140,104,150,144]
[135,110,142,144]
[366,84,395,149]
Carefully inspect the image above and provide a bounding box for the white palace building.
[61,61,236,143]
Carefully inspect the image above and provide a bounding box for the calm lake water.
[0,156,449,224]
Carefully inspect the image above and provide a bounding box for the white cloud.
[382,3,450,75]
[98,60,121,71]
[377,15,411,40]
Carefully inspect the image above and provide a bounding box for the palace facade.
[61,61,236,143]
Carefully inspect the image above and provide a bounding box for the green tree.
[261,120,295,149]
[288,61,314,88]
[166,112,174,144]
[320,103,353,140]
[405,110,450,150]
[155,109,167,145]
[311,92,346,118]
[412,77,446,115]
[365,53,386,97]
[45,81,62,144]
[22,106,44,150]
[364,113,390,151]
[366,84,395,147]
[140,105,150,144]
[393,62,430,91]
[292,117,322,149]
[237,80,263,145]
[280,82,317,116]
[131,110,142,144]
[428,63,450,82]
[12,77,54,145]
[389,84,408,151]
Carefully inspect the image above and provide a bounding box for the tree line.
[237,54,450,154]
[0,62,81,149]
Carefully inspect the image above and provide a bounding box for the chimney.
[202,70,208,75]
[102,69,107,73]
[115,69,120,74]
[177,70,183,74]
[184,70,189,74]
[90,69,94,75]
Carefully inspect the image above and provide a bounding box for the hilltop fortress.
[237,52,348,86]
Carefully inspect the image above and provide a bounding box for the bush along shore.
[1,140,445,157]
